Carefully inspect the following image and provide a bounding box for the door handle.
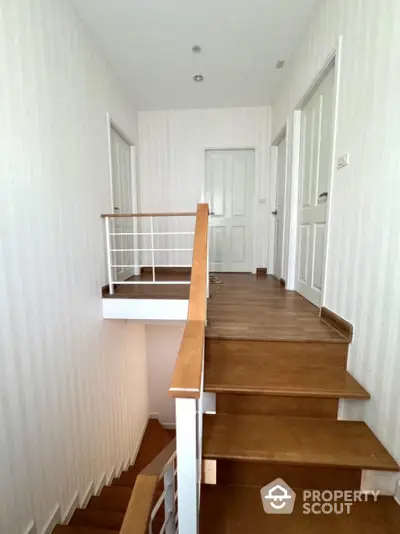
[319,192,328,199]
[210,212,216,216]
[272,210,278,216]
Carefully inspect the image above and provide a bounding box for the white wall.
[138,107,271,271]
[271,0,400,463]
[146,325,185,426]
[0,1,149,533]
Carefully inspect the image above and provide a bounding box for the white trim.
[80,481,95,508]
[102,298,189,321]
[62,491,79,524]
[23,520,36,534]
[95,473,107,496]
[41,504,61,534]
[286,36,343,299]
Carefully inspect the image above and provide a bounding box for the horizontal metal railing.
[102,212,196,294]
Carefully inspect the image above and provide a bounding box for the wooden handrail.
[101,211,197,218]
[119,439,176,534]
[169,203,209,399]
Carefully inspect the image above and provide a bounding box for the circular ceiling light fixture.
[192,45,202,53]
[193,74,204,82]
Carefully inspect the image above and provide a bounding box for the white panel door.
[273,135,286,279]
[206,149,254,272]
[110,126,134,281]
[296,66,335,306]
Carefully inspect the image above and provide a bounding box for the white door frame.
[270,123,289,280]
[285,36,343,307]
[203,146,257,273]
[106,112,140,276]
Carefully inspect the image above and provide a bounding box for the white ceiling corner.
[71,0,321,110]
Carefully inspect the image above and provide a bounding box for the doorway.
[109,122,137,281]
[273,134,287,280]
[295,63,335,306]
[205,149,255,272]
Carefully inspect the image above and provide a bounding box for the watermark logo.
[260,478,296,514]
[260,479,380,515]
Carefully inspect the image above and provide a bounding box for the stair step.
[205,361,369,398]
[216,459,362,489]
[216,393,339,418]
[203,414,399,471]
[87,486,132,512]
[205,339,349,370]
[200,485,400,533]
[53,526,119,534]
[69,508,124,530]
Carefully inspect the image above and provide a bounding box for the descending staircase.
[54,420,174,534]
[200,321,400,531]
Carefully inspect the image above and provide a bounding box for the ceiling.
[71,0,321,110]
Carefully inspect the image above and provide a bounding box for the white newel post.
[164,462,176,534]
[105,217,114,295]
[175,397,199,534]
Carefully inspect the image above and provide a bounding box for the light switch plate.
[337,153,350,169]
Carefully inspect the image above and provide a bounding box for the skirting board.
[320,306,353,340]
[395,481,400,505]
[62,491,79,524]
[23,520,37,534]
[95,473,107,496]
[81,481,95,508]
[41,504,61,534]
[361,470,400,496]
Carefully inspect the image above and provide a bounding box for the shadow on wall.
[146,323,186,426]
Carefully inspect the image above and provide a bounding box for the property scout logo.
[261,479,380,515]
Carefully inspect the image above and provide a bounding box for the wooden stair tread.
[200,485,400,533]
[203,414,399,471]
[205,363,369,399]
[69,508,124,530]
[54,526,119,534]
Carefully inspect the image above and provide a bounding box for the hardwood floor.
[102,271,190,299]
[206,274,348,341]
[200,485,400,534]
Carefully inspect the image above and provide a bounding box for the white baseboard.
[81,481,95,508]
[95,472,107,496]
[361,470,400,495]
[23,520,36,534]
[150,412,176,430]
[41,504,61,534]
[62,491,79,524]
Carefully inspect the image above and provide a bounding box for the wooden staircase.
[53,420,174,534]
[200,274,399,532]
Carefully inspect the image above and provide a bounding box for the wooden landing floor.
[206,274,347,342]
[103,271,190,299]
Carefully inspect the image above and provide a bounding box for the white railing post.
[175,398,199,534]
[150,216,156,282]
[164,463,176,534]
[105,217,114,295]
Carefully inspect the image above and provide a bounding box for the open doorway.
[272,131,287,281]
[294,60,337,307]
[108,117,139,280]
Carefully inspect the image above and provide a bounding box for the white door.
[296,66,335,306]
[206,149,255,272]
[273,135,287,279]
[110,126,134,281]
